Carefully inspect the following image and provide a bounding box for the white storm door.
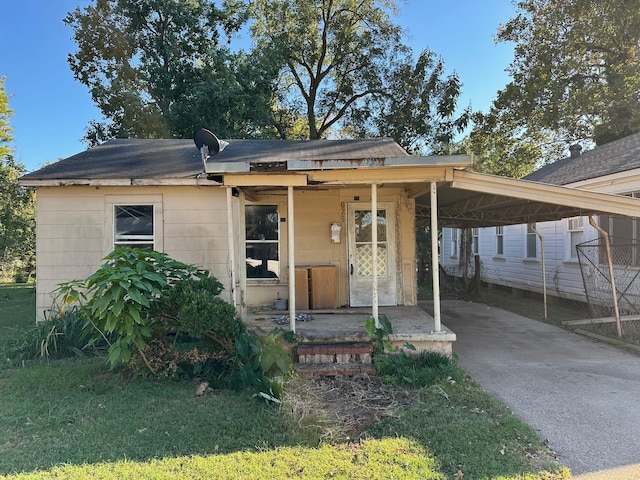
[348,203,397,307]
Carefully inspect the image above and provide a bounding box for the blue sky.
[1,1,516,172]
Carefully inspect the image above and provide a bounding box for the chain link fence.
[576,238,640,337]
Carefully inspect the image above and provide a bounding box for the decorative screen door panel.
[348,203,397,307]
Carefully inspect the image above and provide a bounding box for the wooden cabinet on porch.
[294,265,337,310]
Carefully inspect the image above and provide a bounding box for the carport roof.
[19,137,640,227]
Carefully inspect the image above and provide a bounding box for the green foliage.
[226,329,294,403]
[3,308,105,364]
[55,247,206,370]
[494,0,640,147]
[375,350,464,387]
[0,79,35,282]
[365,315,393,353]
[155,275,241,356]
[465,110,562,178]
[250,0,468,151]
[65,0,276,144]
[0,77,13,155]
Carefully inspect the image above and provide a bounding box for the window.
[567,217,584,261]
[471,228,479,255]
[526,223,537,259]
[598,191,640,266]
[114,205,154,249]
[450,228,459,257]
[245,205,280,279]
[495,226,504,256]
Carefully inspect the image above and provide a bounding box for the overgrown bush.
[55,247,208,370]
[53,247,294,400]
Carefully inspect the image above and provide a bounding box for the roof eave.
[205,154,473,174]
[19,178,222,187]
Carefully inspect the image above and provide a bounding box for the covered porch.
[243,304,455,355]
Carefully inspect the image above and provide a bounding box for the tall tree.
[0,78,35,281]
[65,0,276,144]
[465,108,562,178]
[250,0,468,150]
[0,77,12,160]
[496,0,640,147]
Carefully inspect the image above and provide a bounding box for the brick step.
[296,363,377,377]
[296,342,374,365]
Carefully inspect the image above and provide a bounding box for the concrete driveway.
[422,299,640,477]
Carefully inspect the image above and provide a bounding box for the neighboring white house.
[441,132,640,309]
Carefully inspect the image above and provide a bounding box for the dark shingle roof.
[22,138,408,180]
[524,132,640,185]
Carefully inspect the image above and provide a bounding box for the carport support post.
[530,225,547,320]
[372,183,379,328]
[589,216,622,337]
[226,187,237,308]
[430,182,441,332]
[288,186,296,333]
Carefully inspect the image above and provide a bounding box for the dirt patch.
[281,374,415,442]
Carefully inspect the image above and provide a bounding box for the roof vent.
[569,143,582,158]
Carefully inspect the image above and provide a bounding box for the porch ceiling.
[415,170,640,228]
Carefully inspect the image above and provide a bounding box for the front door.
[347,203,397,307]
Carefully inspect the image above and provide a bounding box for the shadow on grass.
[365,379,569,480]
[0,358,310,476]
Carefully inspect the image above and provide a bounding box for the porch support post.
[238,190,247,320]
[226,187,237,308]
[371,183,379,328]
[288,186,296,333]
[430,182,442,332]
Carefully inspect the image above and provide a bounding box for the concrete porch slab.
[243,305,456,355]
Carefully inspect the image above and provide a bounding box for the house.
[20,134,640,343]
[441,132,640,313]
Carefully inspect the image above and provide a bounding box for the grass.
[0,283,35,338]
[0,283,570,479]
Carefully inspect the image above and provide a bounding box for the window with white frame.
[471,227,479,255]
[525,223,537,259]
[567,217,584,261]
[598,191,640,266]
[114,205,154,249]
[450,228,459,257]
[245,205,280,279]
[495,225,504,256]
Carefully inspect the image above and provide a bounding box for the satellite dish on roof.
[193,128,229,169]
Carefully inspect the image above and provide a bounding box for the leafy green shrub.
[155,276,242,356]
[375,350,464,387]
[225,329,294,402]
[55,247,207,370]
[365,315,393,353]
[53,247,292,400]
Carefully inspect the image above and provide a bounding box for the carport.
[409,167,640,331]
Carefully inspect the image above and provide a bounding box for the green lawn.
[0,284,570,479]
[0,284,36,357]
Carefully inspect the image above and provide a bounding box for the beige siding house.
[21,135,640,336]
